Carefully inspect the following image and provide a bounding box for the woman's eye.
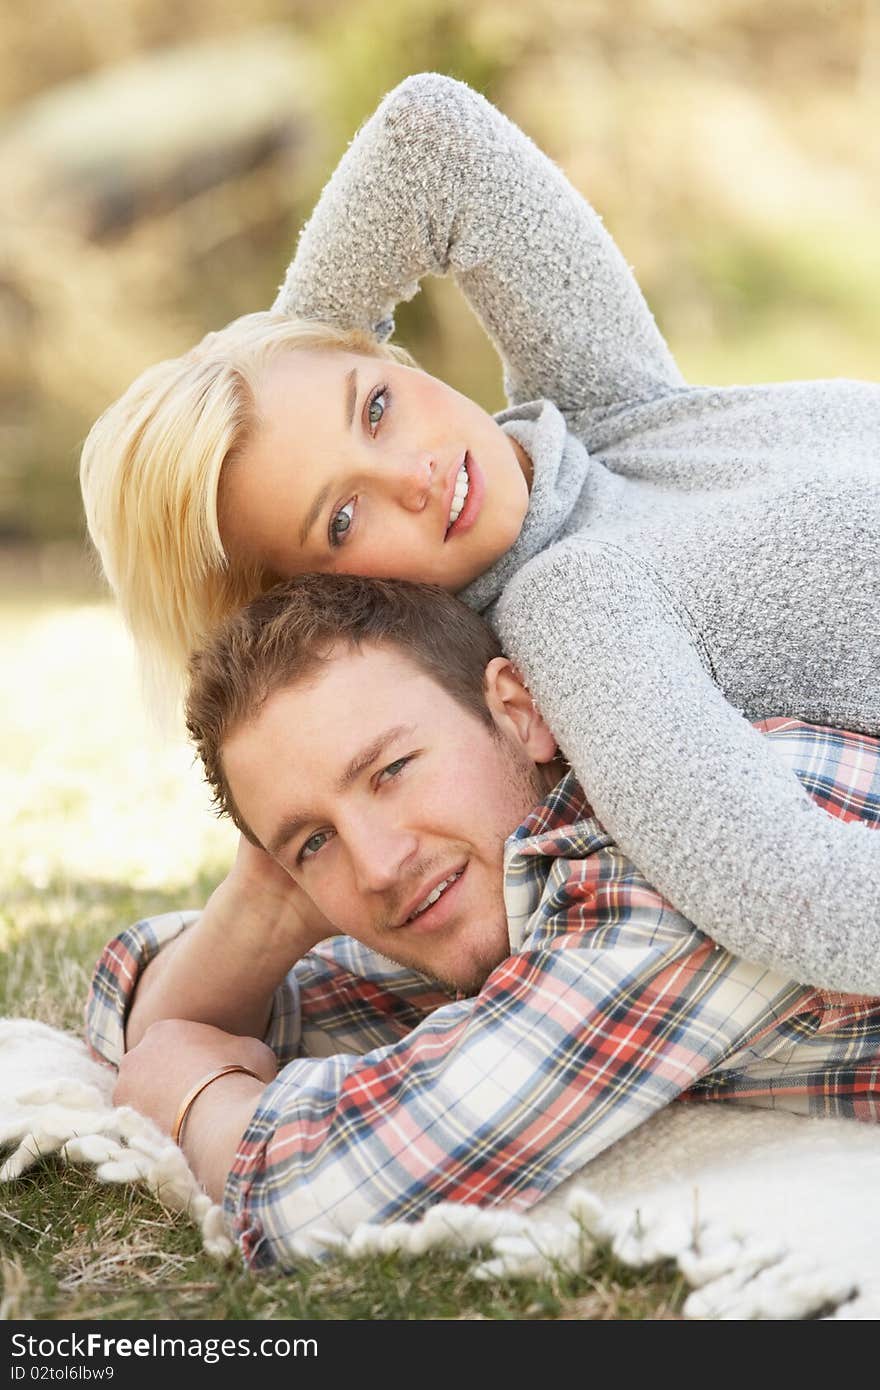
[329,499,356,547]
[300,830,331,862]
[377,756,410,785]
[367,387,388,433]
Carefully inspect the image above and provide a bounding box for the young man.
[87,575,880,1271]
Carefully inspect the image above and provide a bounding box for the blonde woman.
[81,73,880,995]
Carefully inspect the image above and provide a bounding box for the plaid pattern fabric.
[84,719,880,1269]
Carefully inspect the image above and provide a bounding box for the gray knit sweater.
[275,73,880,993]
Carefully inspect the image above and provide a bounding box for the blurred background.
[1,0,879,941]
[2,0,879,558]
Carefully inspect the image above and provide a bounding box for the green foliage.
[314,0,519,143]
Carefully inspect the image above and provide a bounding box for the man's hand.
[115,1019,278,1201]
[214,833,335,960]
[125,835,336,1049]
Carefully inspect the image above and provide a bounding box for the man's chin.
[429,943,510,999]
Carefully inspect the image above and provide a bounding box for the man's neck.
[539,755,569,795]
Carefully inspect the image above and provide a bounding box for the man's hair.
[79,310,415,721]
[186,573,504,843]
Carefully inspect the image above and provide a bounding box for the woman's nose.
[387,454,436,512]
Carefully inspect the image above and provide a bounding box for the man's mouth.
[401,869,464,925]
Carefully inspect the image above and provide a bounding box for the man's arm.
[213,880,811,1267]
[85,843,451,1071]
[113,1019,275,1202]
[113,850,774,1231]
[227,917,811,1267]
[123,837,331,1050]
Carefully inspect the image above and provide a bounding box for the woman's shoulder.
[499,534,668,609]
[495,530,710,661]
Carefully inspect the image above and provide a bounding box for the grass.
[0,583,686,1322]
[1,1162,686,1321]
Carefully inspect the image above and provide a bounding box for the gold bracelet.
[171,1064,263,1148]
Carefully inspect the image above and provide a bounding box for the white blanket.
[3,1017,878,1319]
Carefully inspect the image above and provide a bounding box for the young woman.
[80,73,880,994]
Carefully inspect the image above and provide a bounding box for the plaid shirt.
[86,719,880,1269]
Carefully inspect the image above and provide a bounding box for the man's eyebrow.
[296,368,358,549]
[335,724,415,793]
[266,811,313,861]
[265,724,416,859]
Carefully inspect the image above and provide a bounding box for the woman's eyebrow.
[344,367,358,428]
[297,368,359,548]
[299,482,333,547]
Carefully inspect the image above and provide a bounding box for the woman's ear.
[483,657,558,764]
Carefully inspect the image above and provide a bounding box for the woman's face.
[218,348,532,590]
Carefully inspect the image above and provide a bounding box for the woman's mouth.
[447,463,470,528]
[445,454,483,539]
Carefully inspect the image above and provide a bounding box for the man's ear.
[483,657,558,764]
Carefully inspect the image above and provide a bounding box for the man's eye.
[367,386,389,433]
[329,499,355,548]
[300,830,331,862]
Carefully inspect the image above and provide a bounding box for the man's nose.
[346,816,418,898]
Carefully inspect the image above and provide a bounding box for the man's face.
[222,644,553,994]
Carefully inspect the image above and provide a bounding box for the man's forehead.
[263,641,446,729]
[228,643,451,780]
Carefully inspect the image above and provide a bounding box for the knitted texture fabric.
[341,1102,880,1320]
[276,72,880,993]
[0,1018,232,1259]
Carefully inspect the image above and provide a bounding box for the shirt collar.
[503,771,613,950]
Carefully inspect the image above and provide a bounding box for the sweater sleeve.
[494,538,880,994]
[274,72,683,429]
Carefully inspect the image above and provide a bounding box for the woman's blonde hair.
[79,310,414,719]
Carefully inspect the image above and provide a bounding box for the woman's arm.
[276,73,683,430]
[495,539,880,994]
